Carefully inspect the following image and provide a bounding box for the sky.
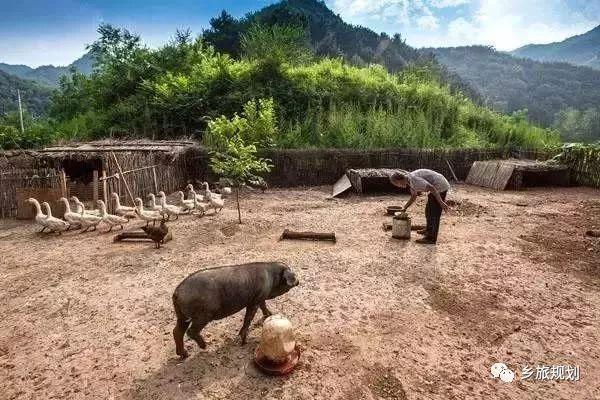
[0,0,599,67]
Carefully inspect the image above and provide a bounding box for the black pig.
[172,262,299,358]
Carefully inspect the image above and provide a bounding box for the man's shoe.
[415,237,436,244]
[416,229,429,235]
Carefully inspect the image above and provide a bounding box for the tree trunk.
[236,185,242,224]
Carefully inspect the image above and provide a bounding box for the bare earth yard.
[1,185,599,400]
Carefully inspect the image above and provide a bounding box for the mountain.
[202,0,479,100]
[0,52,95,88]
[511,25,600,70]
[0,70,53,117]
[204,0,422,71]
[426,46,600,126]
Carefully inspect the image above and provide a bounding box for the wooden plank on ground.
[332,174,352,197]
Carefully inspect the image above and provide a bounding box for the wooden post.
[111,152,135,206]
[152,166,158,194]
[92,170,99,205]
[59,170,68,198]
[102,170,108,212]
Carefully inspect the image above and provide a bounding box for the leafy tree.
[0,110,55,150]
[202,11,246,57]
[209,135,273,223]
[205,98,277,149]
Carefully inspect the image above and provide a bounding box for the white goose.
[71,196,102,217]
[134,198,162,227]
[157,191,182,220]
[204,183,224,214]
[111,193,136,218]
[177,191,195,213]
[203,182,222,200]
[190,188,210,216]
[185,184,205,202]
[27,198,49,233]
[98,200,128,232]
[40,201,69,234]
[59,197,83,229]
[147,193,162,212]
[60,197,102,232]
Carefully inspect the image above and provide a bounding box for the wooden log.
[279,229,336,243]
[113,231,173,243]
[382,223,427,231]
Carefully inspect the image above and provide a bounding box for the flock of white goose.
[27,182,231,235]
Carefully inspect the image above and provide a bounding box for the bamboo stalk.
[111,152,135,206]
[92,170,99,204]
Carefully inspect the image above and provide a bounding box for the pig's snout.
[282,267,299,288]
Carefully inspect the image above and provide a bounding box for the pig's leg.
[187,319,208,349]
[239,305,259,345]
[260,302,272,318]
[173,318,191,358]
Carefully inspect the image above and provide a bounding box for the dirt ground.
[1,184,599,400]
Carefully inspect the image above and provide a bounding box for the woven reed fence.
[559,145,600,188]
[0,168,62,218]
[259,148,511,186]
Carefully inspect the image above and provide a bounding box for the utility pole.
[17,89,24,134]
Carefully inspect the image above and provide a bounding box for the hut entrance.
[62,158,102,184]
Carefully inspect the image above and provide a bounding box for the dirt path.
[0,185,599,399]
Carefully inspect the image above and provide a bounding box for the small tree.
[209,136,273,223]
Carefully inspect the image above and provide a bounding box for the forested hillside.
[428,46,600,142]
[203,0,479,100]
[0,53,95,88]
[0,70,52,116]
[512,25,600,70]
[0,1,559,150]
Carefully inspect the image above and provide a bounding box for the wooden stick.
[152,166,158,194]
[445,158,459,182]
[102,170,108,213]
[279,229,336,243]
[59,170,67,197]
[99,164,158,181]
[111,152,135,206]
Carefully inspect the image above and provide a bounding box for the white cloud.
[328,0,600,50]
[430,0,470,8]
[445,0,600,50]
[417,15,439,30]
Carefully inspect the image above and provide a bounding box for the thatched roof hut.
[1,140,204,218]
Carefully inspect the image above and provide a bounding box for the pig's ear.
[282,268,297,287]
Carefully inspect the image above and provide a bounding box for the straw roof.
[38,139,198,154]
